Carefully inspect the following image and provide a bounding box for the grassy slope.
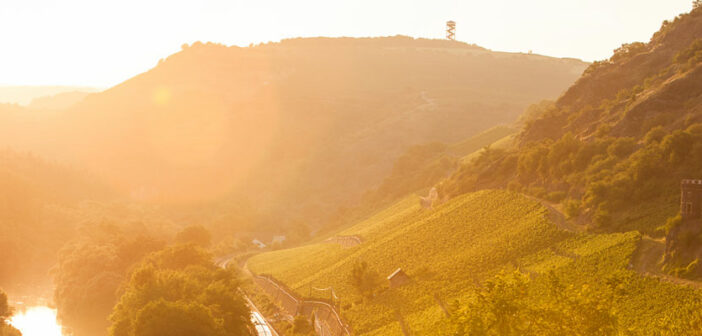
[249,190,702,334]
[449,125,516,157]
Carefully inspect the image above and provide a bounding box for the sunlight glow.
[9,306,63,336]
[0,0,694,86]
[152,87,172,106]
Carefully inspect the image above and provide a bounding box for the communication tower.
[446,21,456,41]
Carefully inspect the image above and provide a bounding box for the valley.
[3,2,702,336]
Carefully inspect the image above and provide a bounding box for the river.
[9,306,64,336]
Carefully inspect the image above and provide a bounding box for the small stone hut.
[387,268,411,288]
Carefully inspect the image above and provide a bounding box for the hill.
[0,36,587,228]
[0,86,98,105]
[248,190,702,335]
[430,6,702,280]
[27,91,93,110]
[439,7,702,233]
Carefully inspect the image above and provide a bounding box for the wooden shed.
[387,268,410,288]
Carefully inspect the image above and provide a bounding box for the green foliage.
[109,245,251,336]
[610,42,648,63]
[0,150,112,288]
[444,122,702,235]
[606,137,636,159]
[132,300,220,336]
[53,225,166,336]
[175,225,212,247]
[662,214,683,235]
[645,126,667,144]
[674,38,702,71]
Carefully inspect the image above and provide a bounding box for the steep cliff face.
[521,8,702,143]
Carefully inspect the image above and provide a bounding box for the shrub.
[607,137,636,159]
[644,126,666,145]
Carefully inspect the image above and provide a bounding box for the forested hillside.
[439,6,702,240]
[0,151,113,293]
[0,36,586,229]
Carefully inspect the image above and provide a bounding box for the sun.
[9,306,63,336]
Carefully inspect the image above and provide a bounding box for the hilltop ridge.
[0,35,587,228]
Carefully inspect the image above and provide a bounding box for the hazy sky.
[0,0,694,87]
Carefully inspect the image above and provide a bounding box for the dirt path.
[629,235,702,289]
[527,194,702,288]
[526,195,584,233]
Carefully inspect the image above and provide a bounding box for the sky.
[0,0,694,87]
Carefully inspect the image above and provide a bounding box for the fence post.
[395,310,411,336]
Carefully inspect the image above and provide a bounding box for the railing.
[253,273,352,336]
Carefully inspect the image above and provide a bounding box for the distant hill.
[27,91,93,110]
[0,35,587,227]
[0,86,99,105]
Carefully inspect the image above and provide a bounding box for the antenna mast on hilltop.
[446,21,456,41]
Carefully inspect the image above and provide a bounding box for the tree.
[0,290,10,321]
[0,289,21,336]
[350,261,382,299]
[175,225,212,247]
[109,245,252,336]
[53,230,165,336]
[133,300,220,336]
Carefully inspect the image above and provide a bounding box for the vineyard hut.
[252,239,267,249]
[387,268,410,288]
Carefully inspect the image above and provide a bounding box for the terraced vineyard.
[249,190,571,334]
[249,190,702,334]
